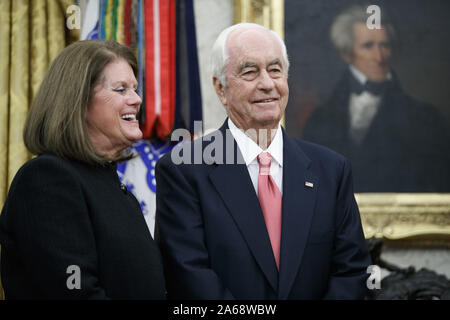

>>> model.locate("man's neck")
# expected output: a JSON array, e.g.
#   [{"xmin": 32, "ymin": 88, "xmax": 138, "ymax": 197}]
[
  {"xmin": 229, "ymin": 118, "xmax": 279, "ymax": 150},
  {"xmin": 349, "ymin": 65, "xmax": 392, "ymax": 84}
]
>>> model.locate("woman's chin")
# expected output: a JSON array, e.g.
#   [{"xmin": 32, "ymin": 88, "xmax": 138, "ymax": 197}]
[{"xmin": 125, "ymin": 129, "xmax": 143, "ymax": 144}]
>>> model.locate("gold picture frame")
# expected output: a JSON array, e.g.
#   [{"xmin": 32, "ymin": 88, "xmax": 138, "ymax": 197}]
[{"xmin": 233, "ymin": 0, "xmax": 450, "ymax": 246}]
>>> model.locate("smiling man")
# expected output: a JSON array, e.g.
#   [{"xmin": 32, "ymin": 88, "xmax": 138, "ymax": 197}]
[
  {"xmin": 303, "ymin": 5, "xmax": 450, "ymax": 192},
  {"xmin": 155, "ymin": 23, "xmax": 371, "ymax": 300}
]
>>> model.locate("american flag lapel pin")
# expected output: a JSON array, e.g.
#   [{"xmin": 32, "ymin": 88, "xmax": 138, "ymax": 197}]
[{"xmin": 305, "ymin": 181, "xmax": 314, "ymax": 188}]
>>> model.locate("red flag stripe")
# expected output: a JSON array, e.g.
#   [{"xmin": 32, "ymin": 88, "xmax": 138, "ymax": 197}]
[
  {"xmin": 124, "ymin": 0, "xmax": 132, "ymax": 46},
  {"xmin": 156, "ymin": 0, "xmax": 176, "ymax": 139},
  {"xmin": 143, "ymin": 0, "xmax": 176, "ymax": 140},
  {"xmin": 143, "ymin": 0, "xmax": 156, "ymax": 138}
]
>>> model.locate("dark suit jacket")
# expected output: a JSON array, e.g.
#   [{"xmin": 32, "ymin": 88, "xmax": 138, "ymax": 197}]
[
  {"xmin": 0, "ymin": 154, "xmax": 166, "ymax": 299},
  {"xmin": 303, "ymin": 70, "xmax": 450, "ymax": 192},
  {"xmin": 155, "ymin": 121, "xmax": 370, "ymax": 300}
]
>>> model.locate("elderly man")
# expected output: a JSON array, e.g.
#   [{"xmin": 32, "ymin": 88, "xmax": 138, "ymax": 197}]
[
  {"xmin": 303, "ymin": 5, "xmax": 450, "ymax": 192},
  {"xmin": 155, "ymin": 23, "xmax": 370, "ymax": 300}
]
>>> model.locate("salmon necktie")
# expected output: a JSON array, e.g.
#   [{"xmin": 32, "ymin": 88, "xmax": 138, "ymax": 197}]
[{"xmin": 257, "ymin": 152, "xmax": 282, "ymax": 270}]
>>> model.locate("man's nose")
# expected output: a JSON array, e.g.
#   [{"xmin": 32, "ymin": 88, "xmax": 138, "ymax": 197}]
[
  {"xmin": 373, "ymin": 45, "xmax": 385, "ymax": 63},
  {"xmin": 256, "ymin": 70, "xmax": 275, "ymax": 91}
]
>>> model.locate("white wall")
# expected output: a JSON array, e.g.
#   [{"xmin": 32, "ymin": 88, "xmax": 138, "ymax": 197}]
[{"xmin": 194, "ymin": 0, "xmax": 231, "ymax": 133}]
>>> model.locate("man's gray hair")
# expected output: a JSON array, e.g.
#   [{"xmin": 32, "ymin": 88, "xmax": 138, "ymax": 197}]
[
  {"xmin": 211, "ymin": 22, "xmax": 289, "ymax": 86},
  {"xmin": 330, "ymin": 4, "xmax": 396, "ymax": 56}
]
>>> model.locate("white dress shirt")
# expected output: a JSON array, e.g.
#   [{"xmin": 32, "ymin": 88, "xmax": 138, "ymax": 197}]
[
  {"xmin": 228, "ymin": 118, "xmax": 283, "ymax": 195},
  {"xmin": 348, "ymin": 66, "xmax": 392, "ymax": 144}
]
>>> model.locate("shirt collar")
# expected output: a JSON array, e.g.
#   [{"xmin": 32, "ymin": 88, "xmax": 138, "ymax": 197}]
[
  {"xmin": 349, "ymin": 64, "xmax": 392, "ymax": 84},
  {"xmin": 228, "ymin": 118, "xmax": 283, "ymax": 167}
]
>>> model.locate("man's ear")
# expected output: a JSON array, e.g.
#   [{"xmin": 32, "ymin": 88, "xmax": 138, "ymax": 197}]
[{"xmin": 213, "ymin": 76, "xmax": 227, "ymax": 106}]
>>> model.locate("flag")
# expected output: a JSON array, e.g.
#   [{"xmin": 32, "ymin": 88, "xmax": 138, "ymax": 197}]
[
  {"xmin": 92, "ymin": 0, "xmax": 203, "ymax": 236},
  {"xmin": 141, "ymin": 0, "xmax": 176, "ymax": 140},
  {"xmin": 174, "ymin": 0, "xmax": 203, "ymax": 136},
  {"xmin": 81, "ymin": 0, "xmax": 100, "ymax": 40},
  {"xmin": 136, "ymin": 0, "xmax": 145, "ymax": 112},
  {"xmin": 124, "ymin": 0, "xmax": 133, "ymax": 46},
  {"xmin": 99, "ymin": 0, "xmax": 106, "ymax": 40},
  {"xmin": 117, "ymin": 140, "xmax": 173, "ymax": 238}
]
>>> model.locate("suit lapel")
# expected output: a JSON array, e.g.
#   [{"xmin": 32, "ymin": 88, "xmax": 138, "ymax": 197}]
[
  {"xmin": 278, "ymin": 130, "xmax": 319, "ymax": 299},
  {"xmin": 208, "ymin": 122, "xmax": 279, "ymax": 293}
]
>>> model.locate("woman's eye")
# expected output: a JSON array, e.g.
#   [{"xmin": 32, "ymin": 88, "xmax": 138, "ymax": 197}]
[{"xmin": 114, "ymin": 88, "xmax": 126, "ymax": 93}]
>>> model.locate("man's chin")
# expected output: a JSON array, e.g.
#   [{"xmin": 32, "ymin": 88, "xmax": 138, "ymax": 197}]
[
  {"xmin": 254, "ymin": 115, "xmax": 282, "ymax": 129},
  {"xmin": 366, "ymin": 71, "xmax": 390, "ymax": 82}
]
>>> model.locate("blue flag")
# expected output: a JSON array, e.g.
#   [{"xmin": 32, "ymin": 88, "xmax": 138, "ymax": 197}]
[{"xmin": 117, "ymin": 140, "xmax": 173, "ymax": 237}]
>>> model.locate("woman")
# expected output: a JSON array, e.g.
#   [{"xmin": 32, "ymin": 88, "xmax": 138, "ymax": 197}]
[{"xmin": 0, "ymin": 41, "xmax": 165, "ymax": 299}]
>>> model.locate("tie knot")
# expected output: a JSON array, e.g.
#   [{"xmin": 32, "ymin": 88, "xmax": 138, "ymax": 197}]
[
  {"xmin": 257, "ymin": 152, "xmax": 272, "ymax": 175},
  {"xmin": 364, "ymin": 80, "xmax": 389, "ymax": 95},
  {"xmin": 350, "ymin": 75, "xmax": 390, "ymax": 96}
]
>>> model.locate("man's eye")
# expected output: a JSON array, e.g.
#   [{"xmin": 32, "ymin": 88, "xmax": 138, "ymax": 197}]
[{"xmin": 114, "ymin": 88, "xmax": 126, "ymax": 93}]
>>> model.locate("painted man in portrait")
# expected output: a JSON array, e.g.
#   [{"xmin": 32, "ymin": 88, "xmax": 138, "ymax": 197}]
[{"xmin": 303, "ymin": 4, "xmax": 450, "ymax": 192}]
